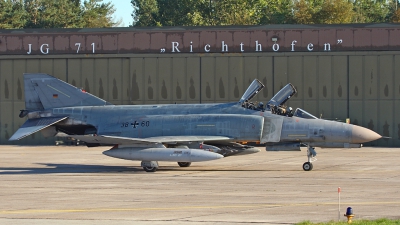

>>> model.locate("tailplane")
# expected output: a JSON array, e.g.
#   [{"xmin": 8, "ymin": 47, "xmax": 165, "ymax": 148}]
[
  {"xmin": 10, "ymin": 73, "xmax": 112, "ymax": 141},
  {"xmin": 9, "ymin": 117, "xmax": 68, "ymax": 141},
  {"xmin": 24, "ymin": 73, "xmax": 112, "ymax": 110}
]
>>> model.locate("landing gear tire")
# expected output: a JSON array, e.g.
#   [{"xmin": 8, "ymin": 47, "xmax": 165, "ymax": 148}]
[
  {"xmin": 143, "ymin": 167, "xmax": 157, "ymax": 172},
  {"xmin": 302, "ymin": 162, "xmax": 313, "ymax": 171},
  {"xmin": 141, "ymin": 161, "xmax": 159, "ymax": 172},
  {"xmin": 177, "ymin": 162, "xmax": 191, "ymax": 167}
]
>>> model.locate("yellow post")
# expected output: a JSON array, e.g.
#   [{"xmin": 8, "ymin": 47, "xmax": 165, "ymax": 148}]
[{"xmin": 345, "ymin": 214, "xmax": 355, "ymax": 223}]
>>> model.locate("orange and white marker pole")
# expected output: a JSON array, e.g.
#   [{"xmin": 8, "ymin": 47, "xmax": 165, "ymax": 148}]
[{"xmin": 338, "ymin": 187, "xmax": 341, "ymax": 221}]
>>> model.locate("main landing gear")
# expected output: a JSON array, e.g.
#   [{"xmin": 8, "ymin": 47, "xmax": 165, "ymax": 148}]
[
  {"xmin": 141, "ymin": 161, "xmax": 159, "ymax": 172},
  {"xmin": 177, "ymin": 162, "xmax": 191, "ymax": 167},
  {"xmin": 141, "ymin": 161, "xmax": 192, "ymax": 172},
  {"xmin": 303, "ymin": 145, "xmax": 317, "ymax": 171}
]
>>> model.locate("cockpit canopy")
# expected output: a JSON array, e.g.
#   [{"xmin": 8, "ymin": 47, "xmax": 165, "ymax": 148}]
[
  {"xmin": 266, "ymin": 83, "xmax": 297, "ymax": 110},
  {"xmin": 240, "ymin": 80, "xmax": 317, "ymax": 119},
  {"xmin": 239, "ymin": 79, "xmax": 265, "ymax": 104}
]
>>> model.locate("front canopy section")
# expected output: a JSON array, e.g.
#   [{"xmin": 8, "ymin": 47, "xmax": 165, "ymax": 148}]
[{"xmin": 239, "ymin": 79, "xmax": 265, "ymax": 104}]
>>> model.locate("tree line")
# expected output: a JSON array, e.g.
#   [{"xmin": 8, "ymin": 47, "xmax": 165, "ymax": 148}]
[
  {"xmin": 2, "ymin": 0, "xmax": 400, "ymax": 29},
  {"xmin": 0, "ymin": 0, "xmax": 118, "ymax": 29},
  {"xmin": 131, "ymin": 0, "xmax": 400, "ymax": 26}
]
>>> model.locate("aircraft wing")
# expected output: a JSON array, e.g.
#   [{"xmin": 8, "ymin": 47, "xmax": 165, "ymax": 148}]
[
  {"xmin": 9, "ymin": 117, "xmax": 68, "ymax": 141},
  {"xmin": 69, "ymin": 135, "xmax": 232, "ymax": 145}
]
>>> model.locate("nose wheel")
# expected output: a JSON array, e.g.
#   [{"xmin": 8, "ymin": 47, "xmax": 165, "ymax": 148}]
[
  {"xmin": 303, "ymin": 145, "xmax": 317, "ymax": 171},
  {"xmin": 302, "ymin": 162, "xmax": 313, "ymax": 171}
]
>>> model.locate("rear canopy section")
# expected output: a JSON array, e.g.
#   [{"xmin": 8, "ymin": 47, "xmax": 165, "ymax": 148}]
[{"xmin": 266, "ymin": 83, "xmax": 297, "ymax": 110}]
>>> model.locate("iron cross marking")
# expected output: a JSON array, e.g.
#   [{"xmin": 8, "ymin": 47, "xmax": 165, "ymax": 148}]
[{"xmin": 131, "ymin": 121, "xmax": 139, "ymax": 128}]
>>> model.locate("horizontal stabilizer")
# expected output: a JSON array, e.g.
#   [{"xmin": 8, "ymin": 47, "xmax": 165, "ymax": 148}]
[
  {"xmin": 9, "ymin": 117, "xmax": 68, "ymax": 141},
  {"xmin": 70, "ymin": 135, "xmax": 232, "ymax": 145}
]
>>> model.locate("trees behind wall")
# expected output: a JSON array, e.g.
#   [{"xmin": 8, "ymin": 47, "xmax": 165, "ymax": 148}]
[
  {"xmin": 0, "ymin": 0, "xmax": 118, "ymax": 29},
  {"xmin": 131, "ymin": 0, "xmax": 400, "ymax": 26},
  {"xmin": 2, "ymin": 0, "xmax": 400, "ymax": 28}
]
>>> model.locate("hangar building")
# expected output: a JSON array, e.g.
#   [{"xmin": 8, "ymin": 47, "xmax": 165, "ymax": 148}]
[{"xmin": 0, "ymin": 24, "xmax": 399, "ymax": 146}]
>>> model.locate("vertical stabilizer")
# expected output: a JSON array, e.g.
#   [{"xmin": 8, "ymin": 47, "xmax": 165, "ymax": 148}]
[
  {"xmin": 24, "ymin": 73, "xmax": 112, "ymax": 110},
  {"xmin": 24, "ymin": 74, "xmax": 45, "ymax": 111}
]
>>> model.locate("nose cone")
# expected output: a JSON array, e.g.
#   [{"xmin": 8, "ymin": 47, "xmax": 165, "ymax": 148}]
[{"xmin": 351, "ymin": 125, "xmax": 381, "ymax": 143}]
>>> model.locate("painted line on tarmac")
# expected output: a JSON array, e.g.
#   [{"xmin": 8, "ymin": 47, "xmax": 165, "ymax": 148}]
[{"xmin": 1, "ymin": 201, "xmax": 400, "ymax": 215}]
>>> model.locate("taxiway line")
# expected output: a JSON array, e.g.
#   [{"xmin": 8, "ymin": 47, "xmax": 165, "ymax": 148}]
[{"xmin": 1, "ymin": 201, "xmax": 400, "ymax": 215}]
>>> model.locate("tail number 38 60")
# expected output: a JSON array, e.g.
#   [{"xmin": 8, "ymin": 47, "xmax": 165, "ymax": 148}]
[{"xmin": 121, "ymin": 121, "xmax": 150, "ymax": 128}]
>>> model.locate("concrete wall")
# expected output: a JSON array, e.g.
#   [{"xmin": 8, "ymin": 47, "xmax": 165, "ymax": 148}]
[{"xmin": 1, "ymin": 52, "xmax": 399, "ymax": 146}]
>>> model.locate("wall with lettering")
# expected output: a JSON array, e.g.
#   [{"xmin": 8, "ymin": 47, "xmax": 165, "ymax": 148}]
[{"xmin": 1, "ymin": 24, "xmax": 400, "ymax": 55}]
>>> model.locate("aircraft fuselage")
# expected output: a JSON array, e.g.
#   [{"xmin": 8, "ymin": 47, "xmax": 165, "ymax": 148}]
[{"xmin": 51, "ymin": 102, "xmax": 374, "ymax": 146}]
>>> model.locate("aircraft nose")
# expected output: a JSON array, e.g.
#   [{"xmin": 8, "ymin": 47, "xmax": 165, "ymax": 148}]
[{"xmin": 351, "ymin": 125, "xmax": 381, "ymax": 143}]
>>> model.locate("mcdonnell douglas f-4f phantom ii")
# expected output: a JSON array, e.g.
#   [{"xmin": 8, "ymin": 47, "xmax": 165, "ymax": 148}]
[{"xmin": 10, "ymin": 74, "xmax": 381, "ymax": 172}]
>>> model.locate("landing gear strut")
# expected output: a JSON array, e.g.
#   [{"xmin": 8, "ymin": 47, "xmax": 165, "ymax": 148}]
[{"xmin": 303, "ymin": 145, "xmax": 317, "ymax": 171}]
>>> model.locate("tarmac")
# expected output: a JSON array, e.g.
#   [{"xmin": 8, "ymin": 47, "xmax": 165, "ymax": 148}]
[{"xmin": 0, "ymin": 145, "xmax": 399, "ymax": 225}]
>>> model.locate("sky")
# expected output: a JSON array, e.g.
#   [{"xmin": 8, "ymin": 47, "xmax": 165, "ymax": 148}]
[{"xmin": 109, "ymin": 0, "xmax": 133, "ymax": 27}]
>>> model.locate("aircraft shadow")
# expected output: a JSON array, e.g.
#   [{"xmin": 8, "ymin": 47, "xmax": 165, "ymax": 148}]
[
  {"xmin": 0, "ymin": 163, "xmax": 272, "ymax": 174},
  {"xmin": 0, "ymin": 163, "xmax": 142, "ymax": 175}
]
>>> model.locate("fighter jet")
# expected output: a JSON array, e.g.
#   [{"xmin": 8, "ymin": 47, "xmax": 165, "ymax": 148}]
[{"xmin": 10, "ymin": 74, "xmax": 381, "ymax": 172}]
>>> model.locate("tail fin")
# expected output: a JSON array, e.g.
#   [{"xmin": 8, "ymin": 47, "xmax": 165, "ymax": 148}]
[{"xmin": 24, "ymin": 73, "xmax": 112, "ymax": 110}]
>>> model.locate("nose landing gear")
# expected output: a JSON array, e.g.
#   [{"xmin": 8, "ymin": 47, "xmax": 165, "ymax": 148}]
[{"xmin": 303, "ymin": 145, "xmax": 317, "ymax": 171}]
